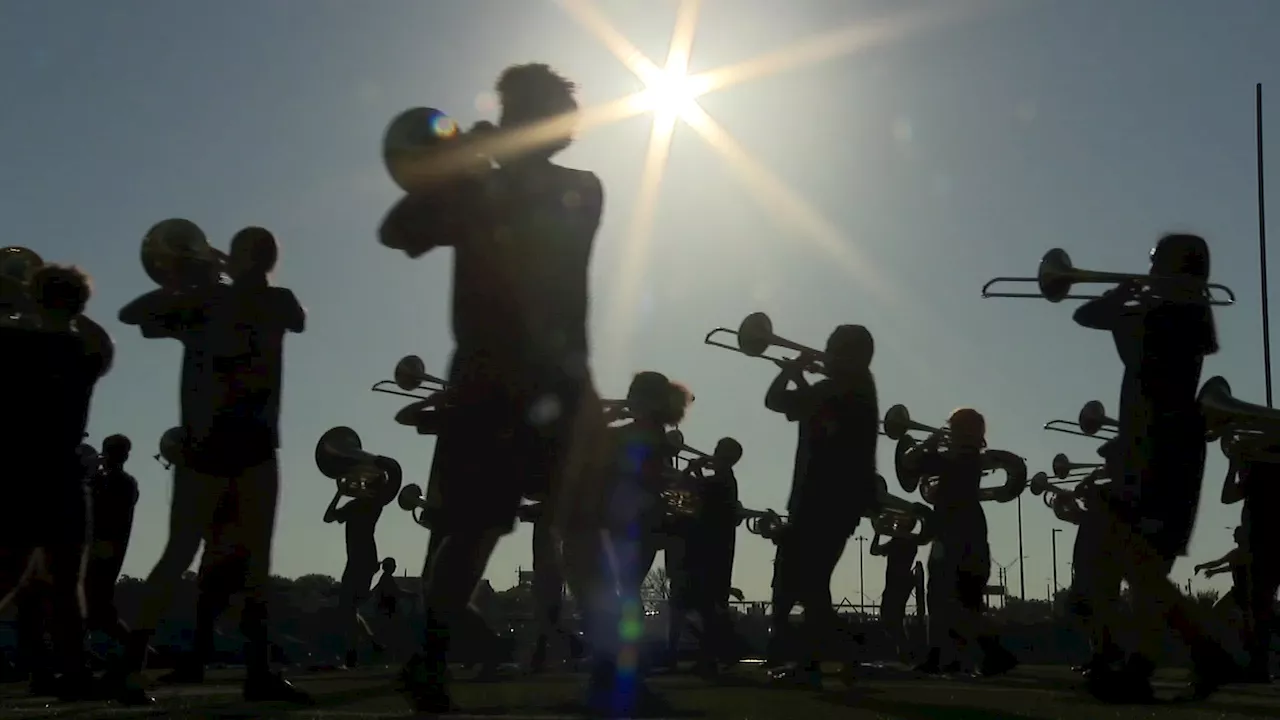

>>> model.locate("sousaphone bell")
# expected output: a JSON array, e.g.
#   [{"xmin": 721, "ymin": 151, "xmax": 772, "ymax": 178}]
[{"xmin": 315, "ymin": 426, "xmax": 402, "ymax": 505}]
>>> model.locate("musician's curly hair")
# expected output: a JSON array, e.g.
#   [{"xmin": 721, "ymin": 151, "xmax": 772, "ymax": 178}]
[
  {"xmin": 627, "ymin": 371, "xmax": 694, "ymax": 426},
  {"xmin": 496, "ymin": 63, "xmax": 579, "ymax": 156},
  {"xmin": 29, "ymin": 264, "xmax": 91, "ymax": 316}
]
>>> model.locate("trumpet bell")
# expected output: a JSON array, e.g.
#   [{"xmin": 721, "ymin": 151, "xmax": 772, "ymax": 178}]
[
  {"xmin": 158, "ymin": 426, "xmax": 185, "ymax": 467},
  {"xmin": 665, "ymin": 429, "xmax": 685, "ymax": 449},
  {"xmin": 141, "ymin": 218, "xmax": 223, "ymax": 289},
  {"xmin": 1029, "ymin": 471, "xmax": 1051, "ymax": 496},
  {"xmin": 383, "ymin": 107, "xmax": 465, "ymax": 193},
  {"xmin": 893, "ymin": 435, "xmax": 920, "ymax": 493},
  {"xmin": 883, "ymin": 405, "xmax": 910, "ymax": 440},
  {"xmin": 394, "ymin": 355, "xmax": 428, "ymax": 392},
  {"xmin": 736, "ymin": 312, "xmax": 774, "ymax": 357}
]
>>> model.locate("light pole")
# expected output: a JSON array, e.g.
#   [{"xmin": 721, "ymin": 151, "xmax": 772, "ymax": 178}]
[
  {"xmin": 854, "ymin": 535, "xmax": 867, "ymax": 610},
  {"xmin": 1051, "ymin": 528, "xmax": 1063, "ymax": 596},
  {"xmin": 1017, "ymin": 494, "xmax": 1026, "ymax": 601}
]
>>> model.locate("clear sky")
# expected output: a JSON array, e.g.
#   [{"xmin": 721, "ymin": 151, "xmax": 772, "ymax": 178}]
[{"xmin": 2, "ymin": 0, "xmax": 1278, "ymax": 607}]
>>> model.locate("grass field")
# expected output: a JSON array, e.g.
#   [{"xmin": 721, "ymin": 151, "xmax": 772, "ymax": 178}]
[{"xmin": 1, "ymin": 664, "xmax": 1278, "ymax": 719}]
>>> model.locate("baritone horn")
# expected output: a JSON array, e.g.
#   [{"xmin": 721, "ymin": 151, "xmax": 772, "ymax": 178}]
[
  {"xmin": 884, "ymin": 405, "xmax": 945, "ymax": 493},
  {"xmin": 315, "ymin": 427, "xmax": 402, "ymax": 504},
  {"xmin": 154, "ymin": 426, "xmax": 185, "ymax": 470},
  {"xmin": 1199, "ymin": 376, "xmax": 1280, "ymax": 439},
  {"xmin": 141, "ymin": 219, "xmax": 229, "ymax": 290},
  {"xmin": 397, "ymin": 483, "xmax": 434, "ymax": 529},
  {"xmin": 872, "ymin": 475, "xmax": 934, "ymax": 543},
  {"xmin": 703, "ymin": 312, "xmax": 825, "ymax": 374},
  {"xmin": 981, "ymin": 248, "xmax": 1235, "ymax": 305},
  {"xmin": 382, "ymin": 107, "xmax": 503, "ymax": 194}
]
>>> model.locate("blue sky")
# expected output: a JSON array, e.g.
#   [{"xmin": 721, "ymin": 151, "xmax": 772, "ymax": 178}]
[{"xmin": 2, "ymin": 0, "xmax": 1278, "ymax": 606}]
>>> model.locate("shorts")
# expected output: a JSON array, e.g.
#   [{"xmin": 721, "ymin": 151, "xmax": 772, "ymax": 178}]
[
  {"xmin": 428, "ymin": 355, "xmax": 587, "ymax": 535},
  {"xmin": 772, "ymin": 517, "xmax": 852, "ymax": 602}
]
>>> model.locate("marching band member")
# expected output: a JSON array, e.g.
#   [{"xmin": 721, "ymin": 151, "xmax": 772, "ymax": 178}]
[
  {"xmin": 0, "ymin": 265, "xmax": 110, "ymax": 700},
  {"xmin": 1193, "ymin": 526, "xmax": 1249, "ymax": 612},
  {"xmin": 580, "ymin": 371, "xmax": 690, "ymax": 713},
  {"xmin": 381, "ymin": 63, "xmax": 605, "ymax": 715},
  {"xmin": 870, "ymin": 519, "xmax": 925, "ymax": 662},
  {"xmin": 913, "ymin": 409, "xmax": 1017, "ymax": 677},
  {"xmin": 85, "ymin": 435, "xmax": 140, "ymax": 648},
  {"xmin": 324, "ymin": 464, "xmax": 399, "ymax": 669},
  {"xmin": 1221, "ymin": 449, "xmax": 1280, "ymax": 682},
  {"xmin": 1067, "ymin": 439, "xmax": 1124, "ymax": 677},
  {"xmin": 676, "ymin": 438, "xmax": 744, "ymax": 674},
  {"xmin": 117, "ymin": 228, "xmax": 310, "ymax": 705},
  {"xmin": 763, "ymin": 324, "xmax": 879, "ymax": 686},
  {"xmin": 1072, "ymin": 234, "xmax": 1237, "ymax": 701}
]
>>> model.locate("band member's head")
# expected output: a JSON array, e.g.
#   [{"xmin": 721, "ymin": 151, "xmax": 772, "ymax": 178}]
[
  {"xmin": 381, "ymin": 557, "xmax": 397, "ymax": 574},
  {"xmin": 946, "ymin": 407, "xmax": 986, "ymax": 451},
  {"xmin": 627, "ymin": 371, "xmax": 693, "ymax": 426},
  {"xmin": 1149, "ymin": 233, "xmax": 1218, "ymax": 355},
  {"xmin": 28, "ymin": 264, "xmax": 91, "ymax": 321},
  {"xmin": 496, "ymin": 63, "xmax": 580, "ymax": 160},
  {"xmin": 228, "ymin": 227, "xmax": 279, "ymax": 284},
  {"xmin": 711, "ymin": 437, "xmax": 744, "ymax": 470},
  {"xmin": 825, "ymin": 324, "xmax": 874, "ymax": 376},
  {"xmin": 101, "ymin": 434, "xmax": 132, "ymax": 470}
]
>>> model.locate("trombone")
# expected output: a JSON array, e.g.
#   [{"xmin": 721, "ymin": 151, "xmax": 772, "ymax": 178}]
[
  {"xmin": 704, "ymin": 312, "xmax": 825, "ymax": 374},
  {"xmin": 1077, "ymin": 400, "xmax": 1118, "ymax": 437},
  {"xmin": 1029, "ymin": 472, "xmax": 1087, "ymax": 525},
  {"xmin": 981, "ymin": 248, "xmax": 1235, "ymax": 305},
  {"xmin": 154, "ymin": 426, "xmax": 185, "ymax": 470},
  {"xmin": 315, "ymin": 427, "xmax": 403, "ymax": 505},
  {"xmin": 372, "ymin": 354, "xmax": 448, "ymax": 400}
]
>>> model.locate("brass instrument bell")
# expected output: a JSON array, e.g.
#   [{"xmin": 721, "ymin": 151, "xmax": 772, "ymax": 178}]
[
  {"xmin": 1199, "ymin": 375, "xmax": 1280, "ymax": 439},
  {"xmin": 397, "ymin": 483, "xmax": 434, "ymax": 528},
  {"xmin": 141, "ymin": 218, "xmax": 227, "ymax": 289},
  {"xmin": 156, "ymin": 426, "xmax": 185, "ymax": 469},
  {"xmin": 393, "ymin": 354, "xmax": 446, "ymax": 393},
  {"xmin": 315, "ymin": 426, "xmax": 396, "ymax": 502},
  {"xmin": 1077, "ymin": 400, "xmax": 1117, "ymax": 437},
  {"xmin": 1051, "ymin": 452, "xmax": 1103, "ymax": 480},
  {"xmin": 383, "ymin": 107, "xmax": 495, "ymax": 194}
]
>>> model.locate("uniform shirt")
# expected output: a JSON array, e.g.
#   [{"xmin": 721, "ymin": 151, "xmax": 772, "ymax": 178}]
[
  {"xmin": 0, "ymin": 326, "xmax": 108, "ymax": 475},
  {"xmin": 881, "ymin": 536, "xmax": 918, "ymax": 583},
  {"xmin": 341, "ymin": 499, "xmax": 383, "ymax": 569},
  {"xmin": 916, "ymin": 448, "xmax": 988, "ymax": 546},
  {"xmin": 777, "ymin": 374, "xmax": 879, "ymax": 520},
  {"xmin": 380, "ymin": 162, "xmax": 604, "ymax": 380},
  {"xmin": 91, "ymin": 467, "xmax": 139, "ymax": 545}
]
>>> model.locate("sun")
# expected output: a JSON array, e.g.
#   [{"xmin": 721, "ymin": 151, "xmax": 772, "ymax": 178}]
[{"xmin": 635, "ymin": 66, "xmax": 707, "ymax": 118}]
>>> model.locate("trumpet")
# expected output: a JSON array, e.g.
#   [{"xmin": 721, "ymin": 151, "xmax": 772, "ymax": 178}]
[
  {"xmin": 982, "ymin": 248, "xmax": 1236, "ymax": 305},
  {"xmin": 741, "ymin": 508, "xmax": 790, "ymax": 541},
  {"xmin": 871, "ymin": 475, "xmax": 934, "ymax": 543},
  {"xmin": 372, "ymin": 354, "xmax": 448, "ymax": 401},
  {"xmin": 1051, "ymin": 452, "xmax": 1104, "ymax": 480},
  {"xmin": 140, "ymin": 219, "xmax": 229, "ymax": 290},
  {"xmin": 315, "ymin": 427, "xmax": 402, "ymax": 505},
  {"xmin": 1077, "ymin": 400, "xmax": 1118, "ymax": 437},
  {"xmin": 382, "ymin": 107, "xmax": 500, "ymax": 194},
  {"xmin": 658, "ymin": 430, "xmax": 704, "ymax": 519},
  {"xmin": 704, "ymin": 312, "xmax": 825, "ymax": 374},
  {"xmin": 154, "ymin": 426, "xmax": 185, "ymax": 470},
  {"xmin": 397, "ymin": 483, "xmax": 435, "ymax": 529}
]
